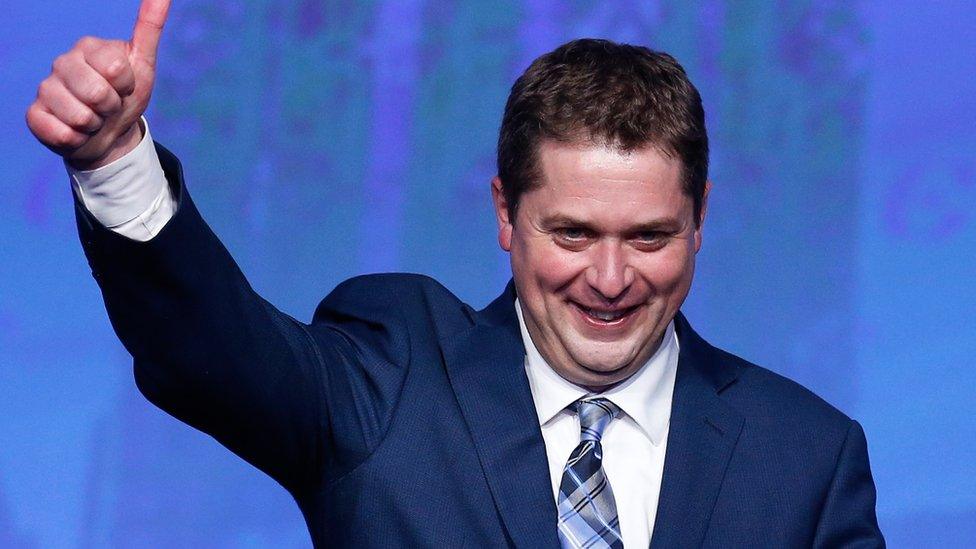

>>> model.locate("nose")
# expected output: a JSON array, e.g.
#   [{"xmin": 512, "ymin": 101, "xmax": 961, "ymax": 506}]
[{"xmin": 584, "ymin": 240, "xmax": 634, "ymax": 301}]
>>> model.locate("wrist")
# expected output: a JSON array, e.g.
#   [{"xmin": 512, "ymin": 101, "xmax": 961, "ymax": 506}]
[{"xmin": 68, "ymin": 122, "xmax": 144, "ymax": 171}]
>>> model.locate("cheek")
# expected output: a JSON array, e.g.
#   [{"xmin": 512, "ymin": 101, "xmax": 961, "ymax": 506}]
[
  {"xmin": 512, "ymin": 236, "xmax": 584, "ymax": 286},
  {"xmin": 637, "ymin": 246, "xmax": 696, "ymax": 290},
  {"xmin": 529, "ymin": 249, "xmax": 588, "ymax": 289}
]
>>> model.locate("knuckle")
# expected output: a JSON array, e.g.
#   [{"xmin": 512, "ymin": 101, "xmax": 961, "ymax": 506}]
[
  {"xmin": 75, "ymin": 35, "xmax": 99, "ymax": 50},
  {"xmin": 86, "ymin": 82, "xmax": 111, "ymax": 104},
  {"xmin": 52, "ymin": 54, "xmax": 68, "ymax": 73},
  {"xmin": 25, "ymin": 104, "xmax": 40, "ymax": 129},
  {"xmin": 37, "ymin": 77, "xmax": 54, "ymax": 99},
  {"xmin": 71, "ymin": 108, "xmax": 96, "ymax": 129},
  {"xmin": 50, "ymin": 129, "xmax": 69, "ymax": 147},
  {"xmin": 53, "ymin": 127, "xmax": 79, "ymax": 149},
  {"xmin": 103, "ymin": 56, "xmax": 126, "ymax": 79},
  {"xmin": 54, "ymin": 50, "xmax": 83, "ymax": 73}
]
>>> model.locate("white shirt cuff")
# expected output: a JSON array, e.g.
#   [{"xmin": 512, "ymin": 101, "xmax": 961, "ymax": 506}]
[{"xmin": 67, "ymin": 118, "xmax": 176, "ymax": 241}]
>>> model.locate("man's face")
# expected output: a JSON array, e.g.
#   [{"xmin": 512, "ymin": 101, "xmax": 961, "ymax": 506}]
[{"xmin": 492, "ymin": 140, "xmax": 708, "ymax": 390}]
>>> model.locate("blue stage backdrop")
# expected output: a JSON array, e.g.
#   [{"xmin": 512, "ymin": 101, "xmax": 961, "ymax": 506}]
[{"xmin": 1, "ymin": 1, "xmax": 974, "ymax": 546}]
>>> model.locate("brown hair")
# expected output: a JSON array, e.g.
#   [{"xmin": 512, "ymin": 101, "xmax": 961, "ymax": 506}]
[{"xmin": 497, "ymin": 38, "xmax": 709, "ymax": 224}]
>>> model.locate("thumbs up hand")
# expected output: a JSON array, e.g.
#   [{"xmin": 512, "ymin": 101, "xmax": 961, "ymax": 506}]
[{"xmin": 27, "ymin": 0, "xmax": 171, "ymax": 170}]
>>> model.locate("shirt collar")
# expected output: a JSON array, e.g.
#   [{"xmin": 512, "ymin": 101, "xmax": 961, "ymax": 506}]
[{"xmin": 517, "ymin": 298, "xmax": 679, "ymax": 446}]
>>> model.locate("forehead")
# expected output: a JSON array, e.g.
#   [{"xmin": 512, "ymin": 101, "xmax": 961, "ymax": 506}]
[{"xmin": 527, "ymin": 140, "xmax": 689, "ymax": 224}]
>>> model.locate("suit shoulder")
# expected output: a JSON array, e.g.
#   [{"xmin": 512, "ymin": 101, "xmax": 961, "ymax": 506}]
[
  {"xmin": 313, "ymin": 273, "xmax": 469, "ymax": 324},
  {"xmin": 715, "ymin": 347, "xmax": 853, "ymax": 432},
  {"xmin": 325, "ymin": 272, "xmax": 457, "ymax": 299}
]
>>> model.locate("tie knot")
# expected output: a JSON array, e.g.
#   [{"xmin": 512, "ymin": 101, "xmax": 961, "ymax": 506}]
[{"xmin": 574, "ymin": 398, "xmax": 621, "ymax": 443}]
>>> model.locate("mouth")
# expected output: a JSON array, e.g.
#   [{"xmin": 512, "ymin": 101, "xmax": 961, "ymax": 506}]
[{"xmin": 571, "ymin": 302, "xmax": 640, "ymax": 327}]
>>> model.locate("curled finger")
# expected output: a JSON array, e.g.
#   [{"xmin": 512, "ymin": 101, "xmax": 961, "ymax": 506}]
[
  {"xmin": 57, "ymin": 54, "xmax": 123, "ymax": 117},
  {"xmin": 26, "ymin": 103, "xmax": 88, "ymax": 152},
  {"xmin": 83, "ymin": 40, "xmax": 136, "ymax": 97},
  {"xmin": 37, "ymin": 77, "xmax": 105, "ymax": 134}
]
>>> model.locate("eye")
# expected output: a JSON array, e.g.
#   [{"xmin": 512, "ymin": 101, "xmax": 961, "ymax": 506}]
[
  {"xmin": 558, "ymin": 227, "xmax": 588, "ymax": 240},
  {"xmin": 632, "ymin": 231, "xmax": 668, "ymax": 249},
  {"xmin": 552, "ymin": 227, "xmax": 593, "ymax": 248}
]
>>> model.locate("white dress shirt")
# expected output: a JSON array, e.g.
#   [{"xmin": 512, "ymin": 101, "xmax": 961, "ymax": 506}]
[
  {"xmin": 518, "ymin": 300, "xmax": 678, "ymax": 548},
  {"xmin": 69, "ymin": 119, "xmax": 680, "ymax": 547}
]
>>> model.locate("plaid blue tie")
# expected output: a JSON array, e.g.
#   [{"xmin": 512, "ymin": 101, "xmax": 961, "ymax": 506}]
[{"xmin": 557, "ymin": 398, "xmax": 624, "ymax": 549}]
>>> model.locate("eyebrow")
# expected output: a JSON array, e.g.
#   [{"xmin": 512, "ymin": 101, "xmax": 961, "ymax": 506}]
[{"xmin": 540, "ymin": 214, "xmax": 682, "ymax": 233}]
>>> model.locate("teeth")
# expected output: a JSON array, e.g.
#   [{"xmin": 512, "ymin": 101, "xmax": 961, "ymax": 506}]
[{"xmin": 586, "ymin": 308, "xmax": 626, "ymax": 321}]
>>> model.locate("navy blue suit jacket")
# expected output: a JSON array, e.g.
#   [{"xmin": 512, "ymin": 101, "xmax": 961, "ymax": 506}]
[{"xmin": 76, "ymin": 144, "xmax": 884, "ymax": 547}]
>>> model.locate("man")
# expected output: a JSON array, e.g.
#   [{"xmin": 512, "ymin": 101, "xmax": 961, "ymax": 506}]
[{"xmin": 27, "ymin": 0, "xmax": 884, "ymax": 546}]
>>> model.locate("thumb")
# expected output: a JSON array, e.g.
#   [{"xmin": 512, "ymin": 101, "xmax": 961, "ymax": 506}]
[{"xmin": 130, "ymin": 0, "xmax": 171, "ymax": 66}]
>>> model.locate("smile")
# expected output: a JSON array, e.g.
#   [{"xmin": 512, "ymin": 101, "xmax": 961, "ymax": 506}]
[{"xmin": 572, "ymin": 302, "xmax": 640, "ymax": 326}]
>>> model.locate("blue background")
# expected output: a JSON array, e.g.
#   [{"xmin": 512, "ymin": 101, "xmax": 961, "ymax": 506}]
[{"xmin": 2, "ymin": 1, "xmax": 974, "ymax": 546}]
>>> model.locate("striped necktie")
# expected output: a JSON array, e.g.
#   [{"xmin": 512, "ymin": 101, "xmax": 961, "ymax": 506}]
[{"xmin": 557, "ymin": 398, "xmax": 624, "ymax": 549}]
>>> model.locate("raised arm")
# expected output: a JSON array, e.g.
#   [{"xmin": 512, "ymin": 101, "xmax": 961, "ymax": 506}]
[{"xmin": 25, "ymin": 0, "xmax": 408, "ymax": 494}]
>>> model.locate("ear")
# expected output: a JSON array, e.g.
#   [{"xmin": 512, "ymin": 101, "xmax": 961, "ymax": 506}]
[
  {"xmin": 694, "ymin": 180, "xmax": 712, "ymax": 253},
  {"xmin": 491, "ymin": 176, "xmax": 514, "ymax": 252}
]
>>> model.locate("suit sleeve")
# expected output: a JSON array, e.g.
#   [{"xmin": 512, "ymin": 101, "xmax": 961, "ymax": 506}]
[
  {"xmin": 812, "ymin": 420, "xmax": 886, "ymax": 548},
  {"xmin": 74, "ymin": 143, "xmax": 406, "ymax": 493}
]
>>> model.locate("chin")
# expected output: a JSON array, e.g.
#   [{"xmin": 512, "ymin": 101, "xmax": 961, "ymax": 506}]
[
  {"xmin": 573, "ymin": 352, "xmax": 638, "ymax": 378},
  {"xmin": 567, "ymin": 365, "xmax": 634, "ymax": 391}
]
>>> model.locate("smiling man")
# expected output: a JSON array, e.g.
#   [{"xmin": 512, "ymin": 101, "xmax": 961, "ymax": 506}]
[
  {"xmin": 497, "ymin": 141, "xmax": 701, "ymax": 392},
  {"xmin": 27, "ymin": 0, "xmax": 884, "ymax": 546}
]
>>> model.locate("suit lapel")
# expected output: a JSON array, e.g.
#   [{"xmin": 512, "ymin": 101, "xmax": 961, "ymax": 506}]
[
  {"xmin": 443, "ymin": 282, "xmax": 560, "ymax": 549},
  {"xmin": 650, "ymin": 313, "xmax": 744, "ymax": 548}
]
